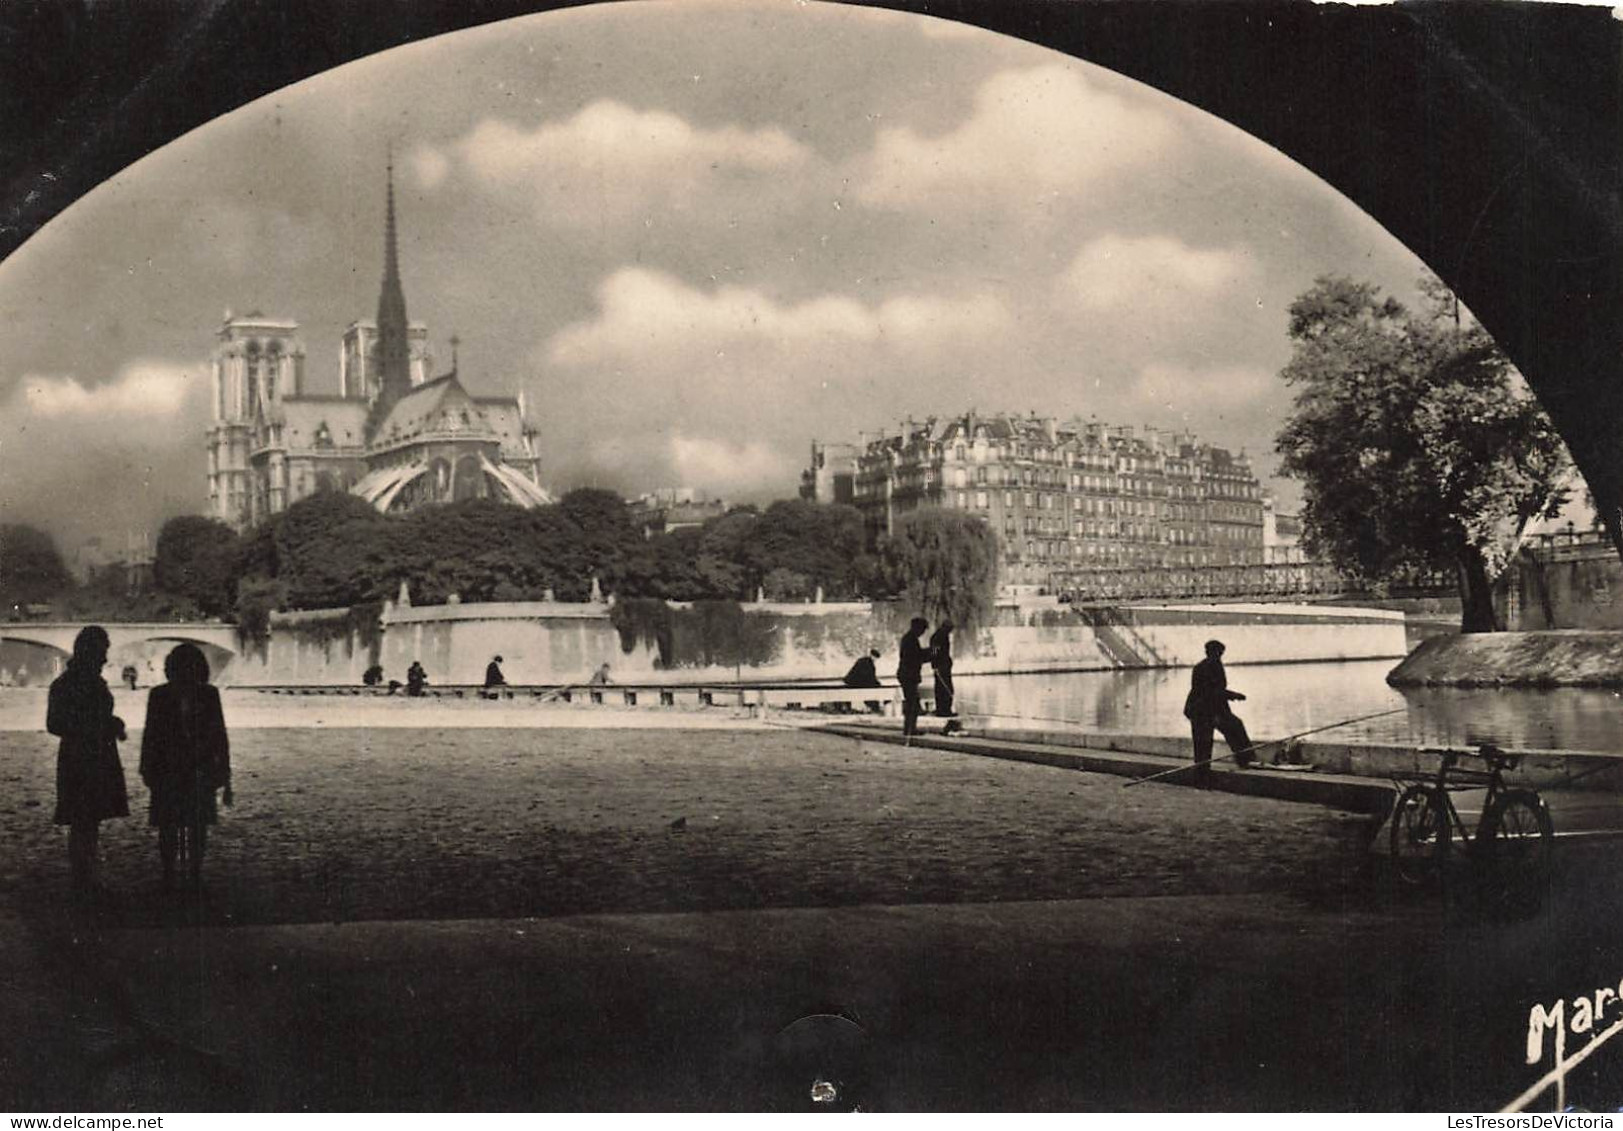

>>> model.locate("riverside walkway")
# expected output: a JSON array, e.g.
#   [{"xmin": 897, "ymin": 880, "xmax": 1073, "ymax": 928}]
[{"xmin": 819, "ymin": 719, "xmax": 1623, "ymax": 844}]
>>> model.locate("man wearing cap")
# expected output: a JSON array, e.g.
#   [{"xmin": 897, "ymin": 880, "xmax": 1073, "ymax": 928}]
[{"xmin": 1182, "ymin": 639, "xmax": 1255, "ymax": 772}]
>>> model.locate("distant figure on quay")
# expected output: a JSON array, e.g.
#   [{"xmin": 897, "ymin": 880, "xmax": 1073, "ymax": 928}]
[
  {"xmin": 842, "ymin": 649, "xmax": 882, "ymax": 689},
  {"xmin": 140, "ymin": 644, "xmax": 233, "ymax": 892},
  {"xmin": 121, "ymin": 664, "xmax": 139, "ymax": 691},
  {"xmin": 47, "ymin": 625, "xmax": 130, "ymax": 896},
  {"xmin": 896, "ymin": 618, "xmax": 931, "ymax": 739},
  {"xmin": 1183, "ymin": 639, "xmax": 1255, "ymax": 773},
  {"xmin": 482, "ymin": 655, "xmax": 506, "ymax": 698},
  {"xmin": 406, "ymin": 661, "xmax": 429, "ymax": 697},
  {"xmin": 588, "ymin": 662, "xmax": 613, "ymax": 687}
]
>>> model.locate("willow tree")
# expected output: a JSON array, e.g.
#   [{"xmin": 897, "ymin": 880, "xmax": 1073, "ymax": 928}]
[
  {"xmin": 879, "ymin": 506, "xmax": 1000, "ymax": 637},
  {"xmin": 1275, "ymin": 275, "xmax": 1571, "ymax": 632}
]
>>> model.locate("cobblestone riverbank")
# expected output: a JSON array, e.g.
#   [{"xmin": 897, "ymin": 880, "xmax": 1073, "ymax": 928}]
[{"xmin": 1, "ymin": 727, "xmax": 1375, "ymax": 926}]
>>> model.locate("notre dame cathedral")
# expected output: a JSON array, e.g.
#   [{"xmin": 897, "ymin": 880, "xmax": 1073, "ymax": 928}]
[{"xmin": 205, "ymin": 163, "xmax": 550, "ymax": 532}]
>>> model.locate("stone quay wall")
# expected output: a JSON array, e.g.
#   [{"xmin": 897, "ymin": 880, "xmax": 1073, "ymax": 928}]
[
  {"xmin": 1496, "ymin": 533, "xmax": 1623, "ymax": 631},
  {"xmin": 213, "ymin": 598, "xmax": 1408, "ymax": 688}
]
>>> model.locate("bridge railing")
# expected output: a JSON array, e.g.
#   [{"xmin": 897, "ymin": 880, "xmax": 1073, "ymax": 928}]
[{"xmin": 1052, "ymin": 562, "xmax": 1453, "ymax": 603}]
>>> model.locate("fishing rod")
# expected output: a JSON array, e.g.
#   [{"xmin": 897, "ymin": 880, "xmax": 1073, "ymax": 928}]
[{"xmin": 1122, "ymin": 705, "xmax": 1410, "ymax": 788}]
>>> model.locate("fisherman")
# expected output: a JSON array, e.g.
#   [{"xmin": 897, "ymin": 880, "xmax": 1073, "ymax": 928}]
[
  {"xmin": 1183, "ymin": 639, "xmax": 1255, "ymax": 772},
  {"xmin": 896, "ymin": 618, "xmax": 931, "ymax": 738}
]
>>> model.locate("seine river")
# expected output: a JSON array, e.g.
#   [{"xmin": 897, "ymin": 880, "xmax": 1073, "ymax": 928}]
[{"xmin": 958, "ymin": 659, "xmax": 1623, "ymax": 754}]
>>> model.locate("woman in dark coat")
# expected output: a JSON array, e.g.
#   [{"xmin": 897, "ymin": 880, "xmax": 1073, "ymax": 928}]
[
  {"xmin": 47, "ymin": 625, "xmax": 129, "ymax": 893},
  {"xmin": 140, "ymin": 643, "xmax": 232, "ymax": 889}
]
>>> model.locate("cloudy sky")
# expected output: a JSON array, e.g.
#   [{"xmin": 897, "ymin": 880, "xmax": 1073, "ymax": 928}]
[{"xmin": 0, "ymin": 0, "xmax": 1434, "ymax": 553}]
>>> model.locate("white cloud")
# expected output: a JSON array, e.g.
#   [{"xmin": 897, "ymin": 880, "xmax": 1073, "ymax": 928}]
[
  {"xmin": 425, "ymin": 101, "xmax": 814, "ymax": 224},
  {"xmin": 1133, "ymin": 362, "xmax": 1274, "ymax": 416},
  {"xmin": 669, "ymin": 434, "xmax": 795, "ymax": 493},
  {"xmin": 1, "ymin": 361, "xmax": 212, "ymax": 542},
  {"xmin": 547, "ymin": 267, "xmax": 1010, "ymax": 366},
  {"xmin": 856, "ymin": 64, "xmax": 1177, "ymax": 209},
  {"xmin": 17, "ymin": 363, "xmax": 199, "ymax": 419},
  {"xmin": 1061, "ymin": 234, "xmax": 1258, "ymax": 312},
  {"xmin": 410, "ymin": 143, "xmax": 449, "ymax": 190}
]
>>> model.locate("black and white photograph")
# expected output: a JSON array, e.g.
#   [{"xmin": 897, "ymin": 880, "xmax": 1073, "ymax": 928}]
[{"xmin": 3, "ymin": 0, "xmax": 1623, "ymax": 1114}]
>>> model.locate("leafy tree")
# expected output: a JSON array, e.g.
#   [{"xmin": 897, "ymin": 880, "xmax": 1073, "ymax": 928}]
[
  {"xmin": 761, "ymin": 566, "xmax": 814, "ymax": 601},
  {"xmin": 1275, "ymin": 275, "xmax": 1572, "ymax": 632},
  {"xmin": 878, "ymin": 506, "xmax": 1000, "ymax": 635},
  {"xmin": 153, "ymin": 515, "xmax": 240, "ymax": 617},
  {"xmin": 0, "ymin": 524, "xmax": 73, "ymax": 611},
  {"xmin": 57, "ymin": 569, "xmax": 202, "ymax": 623},
  {"xmin": 696, "ymin": 509, "xmax": 762, "ymax": 599},
  {"xmin": 646, "ymin": 525, "xmax": 708, "ymax": 600},
  {"xmin": 230, "ymin": 492, "xmax": 395, "ymax": 614},
  {"xmin": 556, "ymin": 488, "xmax": 654, "ymax": 598},
  {"xmin": 749, "ymin": 500, "xmax": 869, "ymax": 599}
]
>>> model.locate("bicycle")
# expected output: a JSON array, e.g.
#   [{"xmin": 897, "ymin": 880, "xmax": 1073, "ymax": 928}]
[{"xmin": 1389, "ymin": 743, "xmax": 1554, "ymax": 914}]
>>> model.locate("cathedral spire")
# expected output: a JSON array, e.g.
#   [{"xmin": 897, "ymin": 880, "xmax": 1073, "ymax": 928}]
[{"xmin": 366, "ymin": 154, "xmax": 414, "ymax": 437}]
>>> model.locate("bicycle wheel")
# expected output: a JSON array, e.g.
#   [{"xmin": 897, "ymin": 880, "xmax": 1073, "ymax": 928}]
[
  {"xmin": 1480, "ymin": 790, "xmax": 1554, "ymax": 917},
  {"xmin": 1390, "ymin": 784, "xmax": 1449, "ymax": 884}
]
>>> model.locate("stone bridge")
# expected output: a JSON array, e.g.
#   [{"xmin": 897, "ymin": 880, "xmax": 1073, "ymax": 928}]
[{"xmin": 0, "ymin": 623, "xmax": 240, "ymax": 687}]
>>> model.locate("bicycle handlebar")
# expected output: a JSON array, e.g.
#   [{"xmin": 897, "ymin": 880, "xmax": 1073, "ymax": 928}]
[{"xmin": 1417, "ymin": 744, "xmax": 1522, "ymax": 774}]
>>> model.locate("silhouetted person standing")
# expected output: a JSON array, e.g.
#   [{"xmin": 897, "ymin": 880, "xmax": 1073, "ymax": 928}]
[
  {"xmin": 1183, "ymin": 639, "xmax": 1255, "ymax": 772},
  {"xmin": 842, "ymin": 649, "xmax": 882, "ymax": 689},
  {"xmin": 406, "ymin": 661, "xmax": 428, "ymax": 697},
  {"xmin": 929, "ymin": 620, "xmax": 956, "ymax": 718},
  {"xmin": 897, "ymin": 618, "xmax": 931, "ymax": 738},
  {"xmin": 47, "ymin": 626, "xmax": 129, "ymax": 895},
  {"xmin": 140, "ymin": 644, "xmax": 232, "ymax": 891}
]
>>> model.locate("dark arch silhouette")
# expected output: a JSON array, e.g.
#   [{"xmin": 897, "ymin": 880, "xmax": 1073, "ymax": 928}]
[{"xmin": 4, "ymin": 0, "xmax": 1620, "ymax": 546}]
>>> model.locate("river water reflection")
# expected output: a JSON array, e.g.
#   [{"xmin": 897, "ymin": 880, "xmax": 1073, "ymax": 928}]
[{"xmin": 957, "ymin": 660, "xmax": 1623, "ymax": 754}]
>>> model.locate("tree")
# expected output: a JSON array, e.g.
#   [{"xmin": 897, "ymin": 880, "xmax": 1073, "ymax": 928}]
[
  {"xmin": 696, "ymin": 509, "xmax": 762, "ymax": 599},
  {"xmin": 230, "ymin": 492, "xmax": 396, "ymax": 614},
  {"xmin": 878, "ymin": 506, "xmax": 1000, "ymax": 635},
  {"xmin": 0, "ymin": 524, "xmax": 73, "ymax": 611},
  {"xmin": 749, "ymin": 500, "xmax": 869, "ymax": 598},
  {"xmin": 556, "ymin": 488, "xmax": 654, "ymax": 598},
  {"xmin": 153, "ymin": 515, "xmax": 241, "ymax": 616},
  {"xmin": 1275, "ymin": 275, "xmax": 1571, "ymax": 632}
]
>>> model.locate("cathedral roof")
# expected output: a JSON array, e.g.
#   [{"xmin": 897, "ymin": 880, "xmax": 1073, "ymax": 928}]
[
  {"xmin": 368, "ymin": 373, "xmax": 502, "ymax": 450},
  {"xmin": 279, "ymin": 397, "xmax": 369, "ymax": 450},
  {"xmin": 471, "ymin": 397, "xmax": 536, "ymax": 461}
]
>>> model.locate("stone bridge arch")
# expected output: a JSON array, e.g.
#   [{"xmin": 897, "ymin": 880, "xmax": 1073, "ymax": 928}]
[
  {"xmin": 0, "ymin": 625, "xmax": 240, "ymax": 687},
  {"xmin": 6, "ymin": 2, "xmax": 1622, "ymax": 548},
  {"xmin": 0, "ymin": 634, "xmax": 69, "ymax": 687}
]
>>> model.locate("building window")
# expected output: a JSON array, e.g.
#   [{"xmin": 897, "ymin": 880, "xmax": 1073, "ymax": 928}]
[{"xmin": 976, "ymin": 491, "xmax": 988, "ymax": 509}]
